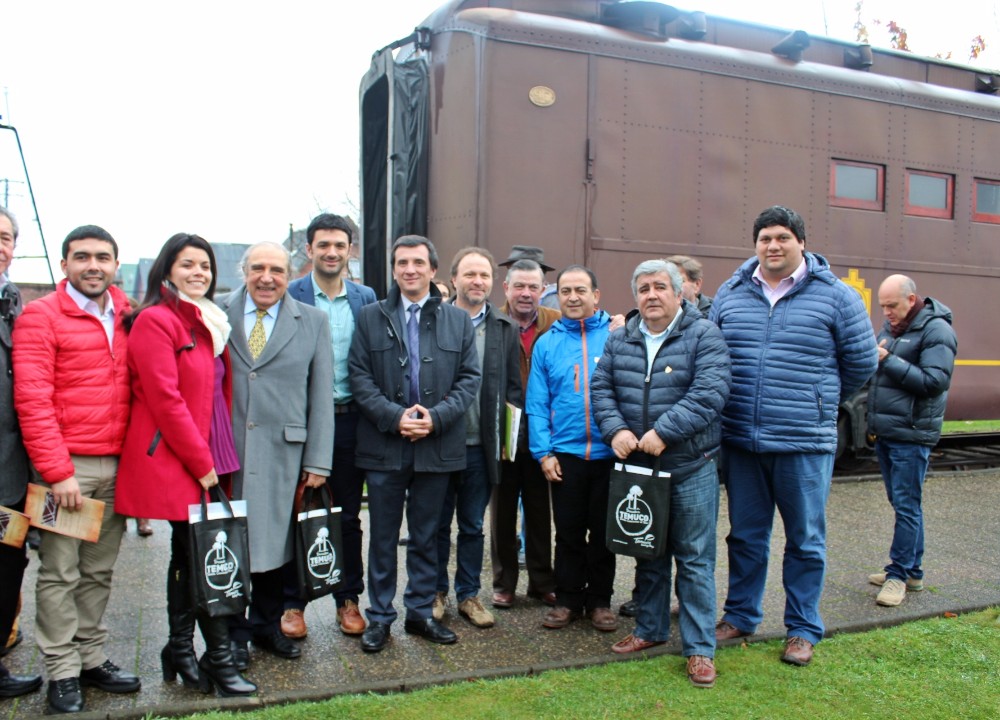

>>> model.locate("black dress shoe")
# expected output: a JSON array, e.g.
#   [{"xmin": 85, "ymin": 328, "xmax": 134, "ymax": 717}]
[
  {"xmin": 361, "ymin": 621, "xmax": 390, "ymax": 653},
  {"xmin": 404, "ymin": 617, "xmax": 457, "ymax": 644},
  {"xmin": 47, "ymin": 678, "xmax": 84, "ymax": 713},
  {"xmin": 230, "ymin": 640, "xmax": 250, "ymax": 671},
  {"xmin": 79, "ymin": 659, "xmax": 141, "ymax": 693},
  {"xmin": 0, "ymin": 671, "xmax": 42, "ymax": 698},
  {"xmin": 618, "ymin": 599, "xmax": 638, "ymax": 617},
  {"xmin": 252, "ymin": 629, "xmax": 301, "ymax": 659}
]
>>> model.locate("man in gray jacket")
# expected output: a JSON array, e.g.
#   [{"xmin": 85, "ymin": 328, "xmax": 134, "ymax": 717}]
[
  {"xmin": 866, "ymin": 275, "xmax": 957, "ymax": 607},
  {"xmin": 433, "ymin": 247, "xmax": 521, "ymax": 629},
  {"xmin": 349, "ymin": 235, "xmax": 480, "ymax": 652},
  {"xmin": 0, "ymin": 206, "xmax": 42, "ymax": 699},
  {"xmin": 221, "ymin": 242, "xmax": 334, "ymax": 664}
]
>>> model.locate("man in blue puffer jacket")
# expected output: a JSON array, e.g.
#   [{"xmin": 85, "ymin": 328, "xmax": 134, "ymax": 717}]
[
  {"xmin": 527, "ymin": 265, "xmax": 617, "ymax": 633},
  {"xmin": 709, "ymin": 206, "xmax": 878, "ymax": 667},
  {"xmin": 592, "ymin": 259, "xmax": 730, "ymax": 688}
]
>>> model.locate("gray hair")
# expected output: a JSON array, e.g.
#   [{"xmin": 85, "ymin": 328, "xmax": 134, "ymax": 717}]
[
  {"xmin": 240, "ymin": 241, "xmax": 291, "ymax": 276},
  {"xmin": 631, "ymin": 259, "xmax": 683, "ymax": 298},
  {"xmin": 505, "ymin": 258, "xmax": 544, "ymax": 284},
  {"xmin": 899, "ymin": 276, "xmax": 917, "ymax": 296},
  {"xmin": 0, "ymin": 206, "xmax": 18, "ymax": 241}
]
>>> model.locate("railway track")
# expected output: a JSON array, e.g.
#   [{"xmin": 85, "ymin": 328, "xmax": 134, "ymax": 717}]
[{"xmin": 835, "ymin": 432, "xmax": 1000, "ymax": 480}]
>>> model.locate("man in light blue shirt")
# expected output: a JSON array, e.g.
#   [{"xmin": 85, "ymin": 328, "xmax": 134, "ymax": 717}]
[{"xmin": 284, "ymin": 214, "xmax": 376, "ymax": 639}]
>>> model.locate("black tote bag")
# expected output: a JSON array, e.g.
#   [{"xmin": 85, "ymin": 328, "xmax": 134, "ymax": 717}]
[
  {"xmin": 188, "ymin": 487, "xmax": 251, "ymax": 617},
  {"xmin": 293, "ymin": 483, "xmax": 344, "ymax": 600},
  {"xmin": 605, "ymin": 458, "xmax": 671, "ymax": 560}
]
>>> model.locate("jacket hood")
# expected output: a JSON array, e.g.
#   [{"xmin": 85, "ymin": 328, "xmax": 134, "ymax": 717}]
[
  {"xmin": 880, "ymin": 296, "xmax": 953, "ymax": 333},
  {"xmin": 551, "ymin": 309, "xmax": 611, "ymax": 335}
]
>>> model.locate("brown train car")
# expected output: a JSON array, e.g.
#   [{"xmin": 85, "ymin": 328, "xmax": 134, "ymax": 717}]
[{"xmin": 359, "ymin": 0, "xmax": 1000, "ymax": 457}]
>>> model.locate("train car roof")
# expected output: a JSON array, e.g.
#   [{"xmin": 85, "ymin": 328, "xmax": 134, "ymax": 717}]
[{"xmin": 404, "ymin": 0, "xmax": 1000, "ymax": 110}]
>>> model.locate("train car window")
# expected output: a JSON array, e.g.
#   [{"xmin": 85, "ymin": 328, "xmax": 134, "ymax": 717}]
[
  {"xmin": 972, "ymin": 179, "xmax": 1000, "ymax": 224},
  {"xmin": 829, "ymin": 160, "xmax": 884, "ymax": 211},
  {"xmin": 905, "ymin": 170, "xmax": 954, "ymax": 219}
]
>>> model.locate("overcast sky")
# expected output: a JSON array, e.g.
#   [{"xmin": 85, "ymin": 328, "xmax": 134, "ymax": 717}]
[{"xmin": 2, "ymin": 0, "xmax": 998, "ymax": 282}]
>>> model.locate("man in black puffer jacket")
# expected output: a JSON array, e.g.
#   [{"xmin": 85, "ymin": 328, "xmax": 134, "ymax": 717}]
[
  {"xmin": 866, "ymin": 275, "xmax": 957, "ymax": 608},
  {"xmin": 592, "ymin": 259, "xmax": 730, "ymax": 688}
]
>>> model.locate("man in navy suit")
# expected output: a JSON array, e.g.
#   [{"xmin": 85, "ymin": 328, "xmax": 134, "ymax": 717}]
[{"xmin": 282, "ymin": 214, "xmax": 377, "ymax": 639}]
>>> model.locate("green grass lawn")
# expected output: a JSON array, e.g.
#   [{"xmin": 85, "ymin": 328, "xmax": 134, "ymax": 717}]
[
  {"xmin": 942, "ymin": 419, "xmax": 1000, "ymax": 434},
  {"xmin": 179, "ymin": 609, "xmax": 1000, "ymax": 720}
]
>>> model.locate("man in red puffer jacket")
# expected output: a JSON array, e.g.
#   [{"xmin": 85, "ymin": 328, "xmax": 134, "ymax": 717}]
[{"xmin": 13, "ymin": 225, "xmax": 138, "ymax": 715}]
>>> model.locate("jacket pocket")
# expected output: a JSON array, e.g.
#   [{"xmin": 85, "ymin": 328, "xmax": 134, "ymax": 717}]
[
  {"xmin": 146, "ymin": 430, "xmax": 162, "ymax": 456},
  {"xmin": 284, "ymin": 425, "xmax": 307, "ymax": 443}
]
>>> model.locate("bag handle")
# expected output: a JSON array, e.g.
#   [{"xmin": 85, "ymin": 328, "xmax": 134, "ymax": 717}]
[
  {"xmin": 201, "ymin": 485, "xmax": 236, "ymax": 519},
  {"xmin": 294, "ymin": 480, "xmax": 333, "ymax": 513}
]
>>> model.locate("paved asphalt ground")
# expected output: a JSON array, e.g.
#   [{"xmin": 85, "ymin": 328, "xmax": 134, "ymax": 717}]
[{"xmin": 3, "ymin": 469, "xmax": 999, "ymax": 719}]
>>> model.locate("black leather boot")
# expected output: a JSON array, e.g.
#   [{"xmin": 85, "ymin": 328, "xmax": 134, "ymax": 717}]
[
  {"xmin": 197, "ymin": 615, "xmax": 256, "ymax": 697},
  {"xmin": 161, "ymin": 563, "xmax": 200, "ymax": 688}
]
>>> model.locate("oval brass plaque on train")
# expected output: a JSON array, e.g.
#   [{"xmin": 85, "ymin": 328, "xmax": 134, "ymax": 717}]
[{"xmin": 529, "ymin": 86, "xmax": 556, "ymax": 107}]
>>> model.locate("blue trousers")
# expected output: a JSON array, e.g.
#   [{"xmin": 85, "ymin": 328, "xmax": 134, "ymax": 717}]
[
  {"xmin": 634, "ymin": 459, "xmax": 719, "ymax": 658},
  {"xmin": 436, "ymin": 446, "xmax": 492, "ymax": 602},
  {"xmin": 365, "ymin": 444, "xmax": 450, "ymax": 625},
  {"xmin": 875, "ymin": 440, "xmax": 931, "ymax": 582},
  {"xmin": 720, "ymin": 445, "xmax": 833, "ymax": 645}
]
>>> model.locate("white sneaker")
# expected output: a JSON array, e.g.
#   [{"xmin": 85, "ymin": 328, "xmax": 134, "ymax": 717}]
[
  {"xmin": 876, "ymin": 578, "xmax": 907, "ymax": 606},
  {"xmin": 868, "ymin": 572, "xmax": 923, "ymax": 592},
  {"xmin": 432, "ymin": 592, "xmax": 448, "ymax": 621}
]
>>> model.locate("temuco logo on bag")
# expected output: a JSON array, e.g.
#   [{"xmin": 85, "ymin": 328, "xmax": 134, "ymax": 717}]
[
  {"xmin": 616, "ymin": 484, "xmax": 653, "ymax": 537},
  {"xmin": 307, "ymin": 526, "xmax": 341, "ymax": 586},
  {"xmin": 204, "ymin": 530, "xmax": 241, "ymax": 597}
]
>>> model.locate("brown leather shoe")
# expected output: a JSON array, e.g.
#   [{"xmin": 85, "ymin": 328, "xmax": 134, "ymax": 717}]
[
  {"xmin": 687, "ymin": 655, "xmax": 716, "ymax": 688},
  {"xmin": 542, "ymin": 606, "xmax": 581, "ymax": 629},
  {"xmin": 715, "ymin": 620, "xmax": 750, "ymax": 641},
  {"xmin": 337, "ymin": 600, "xmax": 366, "ymax": 636},
  {"xmin": 611, "ymin": 634, "xmax": 665, "ymax": 654},
  {"xmin": 280, "ymin": 609, "xmax": 307, "ymax": 639},
  {"xmin": 589, "ymin": 607, "xmax": 618, "ymax": 632},
  {"xmin": 492, "ymin": 591, "xmax": 514, "ymax": 608},
  {"xmin": 527, "ymin": 590, "xmax": 557, "ymax": 607},
  {"xmin": 136, "ymin": 519, "xmax": 153, "ymax": 537},
  {"xmin": 781, "ymin": 636, "xmax": 814, "ymax": 666}
]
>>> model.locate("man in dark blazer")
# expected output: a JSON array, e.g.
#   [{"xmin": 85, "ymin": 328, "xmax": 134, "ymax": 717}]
[
  {"xmin": 0, "ymin": 207, "xmax": 42, "ymax": 699},
  {"xmin": 281, "ymin": 214, "xmax": 377, "ymax": 639},
  {"xmin": 349, "ymin": 235, "xmax": 480, "ymax": 653},
  {"xmin": 220, "ymin": 242, "xmax": 334, "ymax": 665}
]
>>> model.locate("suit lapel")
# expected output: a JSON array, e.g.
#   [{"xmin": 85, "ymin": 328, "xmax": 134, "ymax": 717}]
[{"xmin": 223, "ymin": 289, "xmax": 254, "ymax": 367}]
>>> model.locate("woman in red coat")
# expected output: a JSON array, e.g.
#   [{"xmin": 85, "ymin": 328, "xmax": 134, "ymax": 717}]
[{"xmin": 116, "ymin": 234, "xmax": 254, "ymax": 697}]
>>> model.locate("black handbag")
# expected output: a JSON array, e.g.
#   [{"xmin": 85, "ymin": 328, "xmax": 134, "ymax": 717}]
[
  {"xmin": 293, "ymin": 483, "xmax": 344, "ymax": 600},
  {"xmin": 189, "ymin": 487, "xmax": 251, "ymax": 617},
  {"xmin": 605, "ymin": 457, "xmax": 671, "ymax": 559}
]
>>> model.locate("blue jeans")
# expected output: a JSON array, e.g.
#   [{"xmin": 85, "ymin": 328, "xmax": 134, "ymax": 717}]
[
  {"xmin": 634, "ymin": 459, "xmax": 719, "ymax": 658},
  {"xmin": 875, "ymin": 440, "xmax": 931, "ymax": 582},
  {"xmin": 436, "ymin": 446, "xmax": 492, "ymax": 602},
  {"xmin": 721, "ymin": 445, "xmax": 833, "ymax": 645}
]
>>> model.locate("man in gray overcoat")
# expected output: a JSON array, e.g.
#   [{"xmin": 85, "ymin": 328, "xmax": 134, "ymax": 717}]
[
  {"xmin": 0, "ymin": 206, "xmax": 43, "ymax": 698},
  {"xmin": 220, "ymin": 242, "xmax": 334, "ymax": 665}
]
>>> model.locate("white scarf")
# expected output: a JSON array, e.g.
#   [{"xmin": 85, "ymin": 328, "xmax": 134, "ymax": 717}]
[{"xmin": 177, "ymin": 289, "xmax": 231, "ymax": 357}]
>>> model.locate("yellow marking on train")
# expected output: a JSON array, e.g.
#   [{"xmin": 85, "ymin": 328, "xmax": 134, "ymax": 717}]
[
  {"xmin": 955, "ymin": 360, "xmax": 1000, "ymax": 366},
  {"xmin": 842, "ymin": 269, "xmax": 871, "ymax": 316}
]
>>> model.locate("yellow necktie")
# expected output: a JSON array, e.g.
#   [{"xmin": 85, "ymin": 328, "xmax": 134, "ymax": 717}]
[{"xmin": 248, "ymin": 309, "xmax": 267, "ymax": 360}]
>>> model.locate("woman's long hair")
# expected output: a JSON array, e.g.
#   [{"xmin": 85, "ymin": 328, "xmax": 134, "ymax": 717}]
[{"xmin": 124, "ymin": 233, "xmax": 218, "ymax": 331}]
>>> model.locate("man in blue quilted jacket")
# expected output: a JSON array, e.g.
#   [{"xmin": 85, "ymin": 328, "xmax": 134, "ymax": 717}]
[{"xmin": 709, "ymin": 206, "xmax": 878, "ymax": 666}]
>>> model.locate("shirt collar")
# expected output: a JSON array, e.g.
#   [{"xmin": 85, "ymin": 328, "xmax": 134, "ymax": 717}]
[
  {"xmin": 639, "ymin": 305, "xmax": 683, "ymax": 339},
  {"xmin": 243, "ymin": 291, "xmax": 280, "ymax": 318},
  {"xmin": 752, "ymin": 256, "xmax": 808, "ymax": 288},
  {"xmin": 65, "ymin": 281, "xmax": 114, "ymax": 317},
  {"xmin": 405, "ymin": 293, "xmax": 430, "ymax": 312},
  {"xmin": 311, "ymin": 273, "xmax": 347, "ymax": 300}
]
